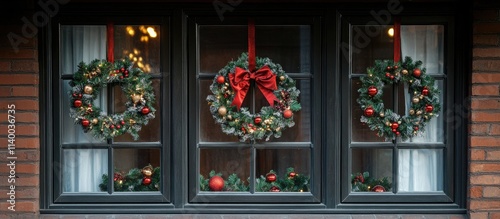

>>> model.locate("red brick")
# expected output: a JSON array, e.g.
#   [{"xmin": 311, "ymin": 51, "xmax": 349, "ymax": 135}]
[
  {"xmin": 471, "ymin": 163, "xmax": 500, "ymax": 172},
  {"xmin": 0, "ymin": 124, "xmax": 39, "ymax": 136},
  {"xmin": 0, "ymin": 61, "xmax": 10, "ymax": 72},
  {"xmin": 0, "ymin": 99, "xmax": 38, "ymax": 111},
  {"xmin": 474, "ymin": 23, "xmax": 500, "ymax": 34},
  {"xmin": 11, "ymin": 60, "xmax": 38, "ymax": 73},
  {"xmin": 470, "ymin": 200, "xmax": 500, "ymax": 210},
  {"xmin": 0, "ymin": 137, "xmax": 39, "ymax": 149},
  {"xmin": 472, "ymin": 84, "xmax": 499, "ymax": 96},
  {"xmin": 0, "ymin": 188, "xmax": 38, "ymax": 199},
  {"xmin": 474, "ymin": 35, "xmax": 500, "ymax": 46},
  {"xmin": 0, "ymin": 112, "xmax": 39, "ymax": 123},
  {"xmin": 474, "ymin": 48, "xmax": 500, "ymax": 58},
  {"xmin": 491, "ymin": 212, "xmax": 500, "ymax": 219},
  {"xmin": 0, "ymin": 87, "xmax": 11, "ymax": 97},
  {"xmin": 483, "ymin": 186, "xmax": 500, "ymax": 198},
  {"xmin": 11, "ymin": 86, "xmax": 38, "ymax": 97},
  {"xmin": 473, "ymin": 60, "xmax": 500, "ymax": 71},
  {"xmin": 0, "ymin": 200, "xmax": 38, "ymax": 213},
  {"xmin": 473, "ymin": 73, "xmax": 500, "ymax": 83},
  {"xmin": 470, "ymin": 212, "xmax": 488, "ymax": 219},
  {"xmin": 0, "ymin": 49, "xmax": 36, "ymax": 59},
  {"xmin": 0, "ymin": 176, "xmax": 38, "ymax": 187},
  {"xmin": 487, "ymin": 150, "xmax": 500, "ymax": 161},
  {"xmin": 471, "ymin": 124, "xmax": 490, "ymax": 135},
  {"xmin": 471, "ymin": 99, "xmax": 500, "ymax": 109},
  {"xmin": 472, "ymin": 149, "xmax": 486, "ymax": 160},
  {"xmin": 0, "ymin": 163, "xmax": 39, "ymax": 174},
  {"xmin": 0, "ymin": 74, "xmax": 38, "ymax": 85},
  {"xmin": 470, "ymin": 186, "xmax": 483, "ymax": 198},
  {"xmin": 472, "ymin": 112, "xmax": 500, "ymax": 122},
  {"xmin": 470, "ymin": 174, "xmax": 500, "ymax": 185},
  {"xmin": 0, "ymin": 149, "xmax": 39, "ymax": 161},
  {"xmin": 474, "ymin": 10, "xmax": 499, "ymax": 21}
]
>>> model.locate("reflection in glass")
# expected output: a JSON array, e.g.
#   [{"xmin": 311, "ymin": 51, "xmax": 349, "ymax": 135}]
[
  {"xmin": 199, "ymin": 26, "xmax": 247, "ymax": 73},
  {"xmin": 113, "ymin": 148, "xmax": 161, "ymax": 192},
  {"xmin": 63, "ymin": 149, "xmax": 108, "ymax": 192},
  {"xmin": 200, "ymin": 148, "xmax": 251, "ymax": 192},
  {"xmin": 114, "ymin": 25, "xmax": 161, "ymax": 73},
  {"xmin": 351, "ymin": 25, "xmax": 393, "ymax": 74},
  {"xmin": 398, "ymin": 149, "xmax": 443, "ymax": 192},
  {"xmin": 351, "ymin": 148, "xmax": 392, "ymax": 192}
]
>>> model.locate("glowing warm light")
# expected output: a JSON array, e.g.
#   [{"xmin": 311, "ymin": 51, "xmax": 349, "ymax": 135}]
[
  {"xmin": 138, "ymin": 62, "xmax": 144, "ymax": 68},
  {"xmin": 147, "ymin": 27, "xmax": 157, "ymax": 38},
  {"xmin": 139, "ymin": 57, "xmax": 143, "ymax": 61},
  {"xmin": 140, "ymin": 36, "xmax": 149, "ymax": 42},
  {"xmin": 129, "ymin": 53, "xmax": 134, "ymax": 59},
  {"xmin": 133, "ymin": 49, "xmax": 139, "ymax": 55},
  {"xmin": 133, "ymin": 57, "xmax": 138, "ymax": 62},
  {"xmin": 388, "ymin": 27, "xmax": 394, "ymax": 37},
  {"xmin": 139, "ymin": 25, "xmax": 147, "ymax": 34},
  {"xmin": 126, "ymin": 26, "xmax": 135, "ymax": 36}
]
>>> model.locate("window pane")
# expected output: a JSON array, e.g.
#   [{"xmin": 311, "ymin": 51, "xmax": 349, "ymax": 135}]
[
  {"xmin": 63, "ymin": 149, "xmax": 108, "ymax": 192},
  {"xmin": 199, "ymin": 25, "xmax": 246, "ymax": 74},
  {"xmin": 199, "ymin": 148, "xmax": 251, "ymax": 192},
  {"xmin": 351, "ymin": 25, "xmax": 393, "ymax": 74},
  {"xmin": 398, "ymin": 149, "xmax": 443, "ymax": 192},
  {"xmin": 114, "ymin": 25, "xmax": 161, "ymax": 74},
  {"xmin": 60, "ymin": 25, "xmax": 106, "ymax": 75},
  {"xmin": 113, "ymin": 79, "xmax": 161, "ymax": 142},
  {"xmin": 113, "ymin": 148, "xmax": 161, "ymax": 192},
  {"xmin": 402, "ymin": 80, "xmax": 444, "ymax": 143},
  {"xmin": 351, "ymin": 148, "xmax": 393, "ymax": 192},
  {"xmin": 61, "ymin": 80, "xmax": 107, "ymax": 144},
  {"xmin": 401, "ymin": 25, "xmax": 444, "ymax": 75},
  {"xmin": 256, "ymin": 148, "xmax": 310, "ymax": 192},
  {"xmin": 351, "ymin": 78, "xmax": 393, "ymax": 142}
]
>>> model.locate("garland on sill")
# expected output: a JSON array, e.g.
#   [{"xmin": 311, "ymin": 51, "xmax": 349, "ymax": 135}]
[
  {"xmin": 99, "ymin": 165, "xmax": 160, "ymax": 192},
  {"xmin": 357, "ymin": 56, "xmax": 441, "ymax": 141},
  {"xmin": 68, "ymin": 58, "xmax": 156, "ymax": 141},
  {"xmin": 199, "ymin": 167, "xmax": 309, "ymax": 192},
  {"xmin": 351, "ymin": 171, "xmax": 392, "ymax": 192}
]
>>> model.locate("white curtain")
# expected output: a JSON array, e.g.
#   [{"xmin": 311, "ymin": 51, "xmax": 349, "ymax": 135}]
[
  {"xmin": 398, "ymin": 25, "xmax": 444, "ymax": 192},
  {"xmin": 61, "ymin": 26, "xmax": 108, "ymax": 192}
]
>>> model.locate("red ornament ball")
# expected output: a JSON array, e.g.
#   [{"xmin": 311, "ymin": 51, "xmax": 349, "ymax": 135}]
[
  {"xmin": 414, "ymin": 126, "xmax": 419, "ymax": 131},
  {"xmin": 116, "ymin": 125, "xmax": 121, "ymax": 129},
  {"xmin": 141, "ymin": 107, "xmax": 150, "ymax": 115},
  {"xmin": 367, "ymin": 86, "xmax": 378, "ymax": 97},
  {"xmin": 288, "ymin": 172, "xmax": 296, "ymax": 178},
  {"xmin": 390, "ymin": 75, "xmax": 394, "ymax": 80},
  {"xmin": 422, "ymin": 87, "xmax": 429, "ymax": 96},
  {"xmin": 142, "ymin": 177, "xmax": 152, "ymax": 186},
  {"xmin": 209, "ymin": 175, "xmax": 225, "ymax": 191},
  {"xmin": 391, "ymin": 122, "xmax": 399, "ymax": 130},
  {"xmin": 283, "ymin": 109, "xmax": 293, "ymax": 119},
  {"xmin": 266, "ymin": 173, "xmax": 277, "ymax": 182},
  {"xmin": 396, "ymin": 131, "xmax": 400, "ymax": 136},
  {"xmin": 372, "ymin": 185, "xmax": 386, "ymax": 192},
  {"xmin": 413, "ymin": 68, "xmax": 421, "ymax": 78},
  {"xmin": 385, "ymin": 72, "xmax": 391, "ymax": 77},
  {"xmin": 110, "ymin": 125, "xmax": 115, "ymax": 129},
  {"xmin": 216, "ymin": 75, "xmax": 225, "ymax": 84},
  {"xmin": 425, "ymin": 104, "xmax": 434, "ymax": 113},
  {"xmin": 254, "ymin": 117, "xmax": 262, "ymax": 124},
  {"xmin": 270, "ymin": 186, "xmax": 280, "ymax": 192},
  {"xmin": 74, "ymin": 99, "xmax": 82, "ymax": 107},
  {"xmin": 81, "ymin": 119, "xmax": 90, "ymax": 127},
  {"xmin": 364, "ymin": 107, "xmax": 375, "ymax": 117},
  {"xmin": 120, "ymin": 120, "xmax": 126, "ymax": 125}
]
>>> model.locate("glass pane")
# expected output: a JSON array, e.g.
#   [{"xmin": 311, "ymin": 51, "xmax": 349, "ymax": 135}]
[
  {"xmin": 112, "ymin": 148, "xmax": 161, "ymax": 192},
  {"xmin": 401, "ymin": 25, "xmax": 444, "ymax": 74},
  {"xmin": 199, "ymin": 148, "xmax": 251, "ymax": 192},
  {"xmin": 351, "ymin": 78, "xmax": 393, "ymax": 142},
  {"xmin": 113, "ymin": 79, "xmax": 161, "ymax": 142},
  {"xmin": 351, "ymin": 148, "xmax": 392, "ymax": 192},
  {"xmin": 114, "ymin": 25, "xmax": 161, "ymax": 74},
  {"xmin": 61, "ymin": 80, "xmax": 107, "ymax": 144},
  {"xmin": 402, "ymin": 80, "xmax": 444, "ymax": 143},
  {"xmin": 256, "ymin": 148, "xmax": 310, "ymax": 192},
  {"xmin": 256, "ymin": 80, "xmax": 311, "ymax": 142},
  {"xmin": 398, "ymin": 149, "xmax": 443, "ymax": 192},
  {"xmin": 62, "ymin": 149, "xmax": 108, "ymax": 192},
  {"xmin": 351, "ymin": 25, "xmax": 393, "ymax": 74},
  {"xmin": 199, "ymin": 25, "xmax": 246, "ymax": 73},
  {"xmin": 60, "ymin": 25, "xmax": 106, "ymax": 75},
  {"xmin": 256, "ymin": 25, "xmax": 311, "ymax": 73}
]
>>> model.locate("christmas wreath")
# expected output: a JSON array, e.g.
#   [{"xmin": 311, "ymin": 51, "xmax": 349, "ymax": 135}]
[
  {"xmin": 99, "ymin": 165, "xmax": 160, "ymax": 192},
  {"xmin": 351, "ymin": 171, "xmax": 392, "ymax": 192},
  {"xmin": 357, "ymin": 57, "xmax": 441, "ymax": 141},
  {"xmin": 68, "ymin": 59, "xmax": 156, "ymax": 141},
  {"xmin": 207, "ymin": 53, "xmax": 301, "ymax": 142}
]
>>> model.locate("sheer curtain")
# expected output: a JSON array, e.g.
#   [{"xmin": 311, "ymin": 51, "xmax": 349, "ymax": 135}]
[
  {"xmin": 61, "ymin": 26, "xmax": 108, "ymax": 192},
  {"xmin": 398, "ymin": 25, "xmax": 444, "ymax": 192}
]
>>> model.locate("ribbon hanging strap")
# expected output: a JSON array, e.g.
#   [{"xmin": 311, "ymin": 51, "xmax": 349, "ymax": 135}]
[{"xmin": 228, "ymin": 66, "xmax": 278, "ymax": 111}]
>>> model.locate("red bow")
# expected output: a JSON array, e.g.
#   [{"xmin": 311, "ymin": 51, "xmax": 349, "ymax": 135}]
[{"xmin": 228, "ymin": 66, "xmax": 278, "ymax": 110}]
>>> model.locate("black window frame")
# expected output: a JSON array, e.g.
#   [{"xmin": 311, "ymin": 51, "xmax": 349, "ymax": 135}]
[{"xmin": 39, "ymin": 2, "xmax": 469, "ymax": 214}]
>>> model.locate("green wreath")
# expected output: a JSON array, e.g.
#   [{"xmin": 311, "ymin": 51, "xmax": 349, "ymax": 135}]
[
  {"xmin": 69, "ymin": 59, "xmax": 156, "ymax": 141},
  {"xmin": 357, "ymin": 56, "xmax": 441, "ymax": 141},
  {"xmin": 207, "ymin": 53, "xmax": 301, "ymax": 142}
]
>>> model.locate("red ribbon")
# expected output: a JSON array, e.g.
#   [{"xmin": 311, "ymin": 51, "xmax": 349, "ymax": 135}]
[
  {"xmin": 107, "ymin": 22, "xmax": 114, "ymax": 63},
  {"xmin": 393, "ymin": 17, "xmax": 401, "ymax": 63},
  {"xmin": 248, "ymin": 19, "xmax": 256, "ymax": 72},
  {"xmin": 229, "ymin": 66, "xmax": 278, "ymax": 111}
]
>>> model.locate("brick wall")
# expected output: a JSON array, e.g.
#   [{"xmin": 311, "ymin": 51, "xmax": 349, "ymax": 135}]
[
  {"xmin": 470, "ymin": 7, "xmax": 500, "ymax": 219},
  {"xmin": 0, "ymin": 4, "xmax": 40, "ymax": 218}
]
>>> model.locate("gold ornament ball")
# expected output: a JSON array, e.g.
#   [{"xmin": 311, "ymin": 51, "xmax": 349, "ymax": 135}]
[
  {"xmin": 402, "ymin": 69, "xmax": 408, "ymax": 75},
  {"xmin": 429, "ymin": 113, "xmax": 433, "ymax": 116},
  {"xmin": 416, "ymin": 110, "xmax": 423, "ymax": 115},
  {"xmin": 280, "ymin": 75, "xmax": 286, "ymax": 81},
  {"xmin": 218, "ymin": 106, "xmax": 227, "ymax": 116},
  {"xmin": 379, "ymin": 112, "xmax": 385, "ymax": 117},
  {"xmin": 409, "ymin": 109, "xmax": 415, "ymax": 115},
  {"xmin": 412, "ymin": 97, "xmax": 420, "ymax": 103},
  {"xmin": 419, "ymin": 95, "xmax": 424, "ymax": 100},
  {"xmin": 92, "ymin": 118, "xmax": 99, "ymax": 124},
  {"xmin": 398, "ymin": 121, "xmax": 401, "ymax": 124},
  {"xmin": 131, "ymin": 94, "xmax": 143, "ymax": 104},
  {"xmin": 385, "ymin": 121, "xmax": 391, "ymax": 126},
  {"xmin": 84, "ymin": 85, "xmax": 93, "ymax": 94},
  {"xmin": 227, "ymin": 115, "xmax": 232, "ymax": 120}
]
